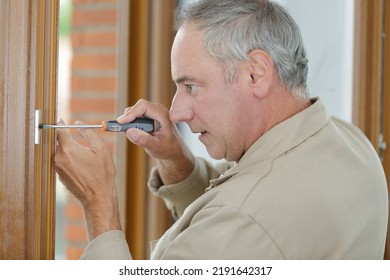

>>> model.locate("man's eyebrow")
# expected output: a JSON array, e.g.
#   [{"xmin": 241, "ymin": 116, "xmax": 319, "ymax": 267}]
[{"xmin": 174, "ymin": 75, "xmax": 199, "ymax": 84}]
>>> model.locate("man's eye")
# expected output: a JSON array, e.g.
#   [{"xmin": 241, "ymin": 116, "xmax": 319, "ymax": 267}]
[{"xmin": 185, "ymin": 84, "xmax": 193, "ymax": 92}]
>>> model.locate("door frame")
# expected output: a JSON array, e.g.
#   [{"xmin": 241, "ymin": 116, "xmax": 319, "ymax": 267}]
[
  {"xmin": 353, "ymin": 0, "xmax": 389, "ymax": 260},
  {"xmin": 0, "ymin": 0, "xmax": 58, "ymax": 259}
]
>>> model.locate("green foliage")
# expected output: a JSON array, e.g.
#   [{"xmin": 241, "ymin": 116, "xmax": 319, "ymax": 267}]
[{"xmin": 59, "ymin": 0, "xmax": 72, "ymax": 37}]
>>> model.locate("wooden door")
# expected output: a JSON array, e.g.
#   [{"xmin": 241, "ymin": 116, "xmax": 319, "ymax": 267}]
[
  {"xmin": 353, "ymin": 0, "xmax": 390, "ymax": 260},
  {"xmin": 381, "ymin": 0, "xmax": 390, "ymax": 261},
  {"xmin": 0, "ymin": 0, "xmax": 58, "ymax": 260}
]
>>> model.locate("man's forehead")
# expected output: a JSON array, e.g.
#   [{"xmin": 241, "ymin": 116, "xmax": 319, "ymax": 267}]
[
  {"xmin": 172, "ymin": 25, "xmax": 204, "ymax": 49},
  {"xmin": 171, "ymin": 27, "xmax": 205, "ymax": 72}
]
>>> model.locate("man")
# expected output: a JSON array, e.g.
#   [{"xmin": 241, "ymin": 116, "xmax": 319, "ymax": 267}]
[{"xmin": 55, "ymin": 0, "xmax": 388, "ymax": 259}]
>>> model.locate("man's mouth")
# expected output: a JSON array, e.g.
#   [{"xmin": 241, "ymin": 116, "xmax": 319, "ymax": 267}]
[{"xmin": 198, "ymin": 131, "xmax": 207, "ymax": 140}]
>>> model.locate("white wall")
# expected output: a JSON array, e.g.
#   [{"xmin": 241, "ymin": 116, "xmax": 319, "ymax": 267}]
[{"xmin": 275, "ymin": 0, "xmax": 355, "ymax": 121}]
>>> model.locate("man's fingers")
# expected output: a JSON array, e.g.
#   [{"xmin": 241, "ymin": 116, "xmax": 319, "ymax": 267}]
[
  {"xmin": 125, "ymin": 128, "xmax": 155, "ymax": 148},
  {"xmin": 74, "ymin": 121, "xmax": 105, "ymax": 149},
  {"xmin": 126, "ymin": 128, "xmax": 146, "ymax": 144},
  {"xmin": 117, "ymin": 99, "xmax": 149, "ymax": 124},
  {"xmin": 56, "ymin": 120, "xmax": 79, "ymax": 147},
  {"xmin": 117, "ymin": 99, "xmax": 168, "ymax": 126}
]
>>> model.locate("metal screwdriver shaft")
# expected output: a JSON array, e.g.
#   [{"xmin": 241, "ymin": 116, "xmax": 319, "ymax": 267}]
[
  {"xmin": 41, "ymin": 124, "xmax": 102, "ymax": 129},
  {"xmin": 39, "ymin": 118, "xmax": 160, "ymax": 133}
]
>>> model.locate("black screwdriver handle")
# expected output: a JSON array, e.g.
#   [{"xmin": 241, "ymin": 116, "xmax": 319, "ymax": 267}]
[{"xmin": 102, "ymin": 118, "xmax": 160, "ymax": 133}]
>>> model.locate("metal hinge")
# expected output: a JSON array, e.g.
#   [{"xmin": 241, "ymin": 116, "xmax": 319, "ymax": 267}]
[{"xmin": 35, "ymin": 109, "xmax": 41, "ymax": 145}]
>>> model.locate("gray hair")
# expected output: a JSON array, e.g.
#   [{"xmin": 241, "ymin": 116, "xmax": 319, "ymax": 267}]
[{"xmin": 175, "ymin": 0, "xmax": 309, "ymax": 99}]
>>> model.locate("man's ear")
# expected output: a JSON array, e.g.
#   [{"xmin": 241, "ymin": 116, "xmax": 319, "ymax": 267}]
[{"xmin": 248, "ymin": 49, "xmax": 274, "ymax": 98}]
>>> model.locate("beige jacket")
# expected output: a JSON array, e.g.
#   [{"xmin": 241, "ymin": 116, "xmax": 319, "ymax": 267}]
[{"xmin": 81, "ymin": 98, "xmax": 388, "ymax": 260}]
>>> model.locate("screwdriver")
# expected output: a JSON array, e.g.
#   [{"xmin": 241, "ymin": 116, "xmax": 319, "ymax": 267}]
[{"xmin": 40, "ymin": 118, "xmax": 160, "ymax": 133}]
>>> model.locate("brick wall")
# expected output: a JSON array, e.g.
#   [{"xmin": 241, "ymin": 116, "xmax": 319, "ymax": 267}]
[{"xmin": 66, "ymin": 0, "xmax": 120, "ymax": 259}]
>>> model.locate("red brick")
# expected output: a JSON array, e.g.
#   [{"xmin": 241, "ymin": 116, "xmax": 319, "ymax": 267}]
[
  {"xmin": 66, "ymin": 224, "xmax": 89, "ymax": 242},
  {"xmin": 70, "ymin": 98, "xmax": 116, "ymax": 113},
  {"xmin": 72, "ymin": 31, "xmax": 117, "ymax": 48},
  {"xmin": 72, "ymin": 76, "xmax": 116, "ymax": 92},
  {"xmin": 68, "ymin": 117, "xmax": 97, "ymax": 122},
  {"xmin": 73, "ymin": 0, "xmax": 117, "ymax": 4},
  {"xmin": 72, "ymin": 9, "xmax": 117, "ymax": 27},
  {"xmin": 72, "ymin": 53, "xmax": 116, "ymax": 70},
  {"xmin": 66, "ymin": 0, "xmax": 120, "ymax": 262},
  {"xmin": 66, "ymin": 247, "xmax": 85, "ymax": 260},
  {"xmin": 68, "ymin": 118, "xmax": 114, "ymax": 125},
  {"xmin": 66, "ymin": 203, "xmax": 85, "ymax": 220}
]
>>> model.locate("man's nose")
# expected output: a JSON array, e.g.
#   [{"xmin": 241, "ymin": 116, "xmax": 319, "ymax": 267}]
[{"xmin": 169, "ymin": 91, "xmax": 194, "ymax": 123}]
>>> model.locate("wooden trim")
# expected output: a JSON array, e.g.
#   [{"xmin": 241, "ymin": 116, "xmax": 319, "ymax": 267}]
[
  {"xmin": 125, "ymin": 0, "xmax": 150, "ymax": 260},
  {"xmin": 124, "ymin": 0, "xmax": 176, "ymax": 259},
  {"xmin": 32, "ymin": 0, "xmax": 59, "ymax": 259},
  {"xmin": 382, "ymin": 0, "xmax": 390, "ymax": 261},
  {"xmin": 352, "ymin": 0, "xmax": 383, "ymax": 150},
  {"xmin": 0, "ymin": 0, "xmax": 58, "ymax": 259},
  {"xmin": 383, "ymin": 2, "xmax": 390, "ymax": 183},
  {"xmin": 117, "ymin": 0, "xmax": 130, "ymax": 238},
  {"xmin": 149, "ymin": 0, "xmax": 176, "ymax": 107},
  {"xmin": 145, "ymin": 0, "xmax": 176, "ymax": 258},
  {"xmin": 353, "ymin": 0, "xmax": 390, "ymax": 260}
]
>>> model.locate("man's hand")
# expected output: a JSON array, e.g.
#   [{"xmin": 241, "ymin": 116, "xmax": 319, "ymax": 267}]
[
  {"xmin": 55, "ymin": 121, "xmax": 121, "ymax": 240},
  {"xmin": 117, "ymin": 99, "xmax": 195, "ymax": 185}
]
